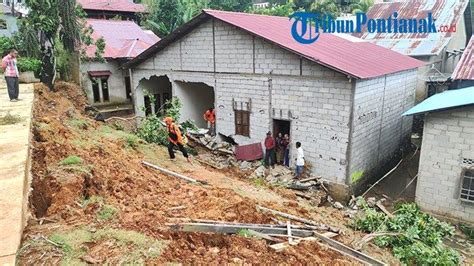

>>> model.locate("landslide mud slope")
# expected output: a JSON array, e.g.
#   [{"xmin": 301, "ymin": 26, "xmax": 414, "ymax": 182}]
[{"xmin": 17, "ymin": 82, "xmax": 383, "ymax": 264}]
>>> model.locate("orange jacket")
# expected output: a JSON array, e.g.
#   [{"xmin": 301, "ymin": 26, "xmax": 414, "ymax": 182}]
[
  {"xmin": 167, "ymin": 123, "xmax": 184, "ymax": 145},
  {"xmin": 203, "ymin": 109, "xmax": 216, "ymax": 124}
]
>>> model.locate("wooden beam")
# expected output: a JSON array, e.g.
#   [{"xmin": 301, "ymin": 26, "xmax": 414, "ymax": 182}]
[
  {"xmin": 168, "ymin": 222, "xmax": 315, "ymax": 237},
  {"xmin": 256, "ymin": 205, "xmax": 332, "ymax": 231},
  {"xmin": 246, "ymin": 229, "xmax": 281, "ymax": 242},
  {"xmin": 142, "ymin": 161, "xmax": 209, "ymax": 185},
  {"xmin": 376, "ymin": 202, "xmax": 394, "ymax": 218}
]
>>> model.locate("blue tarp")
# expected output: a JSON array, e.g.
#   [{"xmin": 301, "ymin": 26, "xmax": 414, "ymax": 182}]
[{"xmin": 403, "ymin": 86, "xmax": 474, "ymax": 116}]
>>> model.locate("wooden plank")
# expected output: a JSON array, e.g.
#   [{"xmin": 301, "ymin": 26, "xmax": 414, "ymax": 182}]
[
  {"xmin": 376, "ymin": 202, "xmax": 394, "ymax": 218},
  {"xmin": 256, "ymin": 205, "xmax": 333, "ymax": 231},
  {"xmin": 142, "ymin": 161, "xmax": 209, "ymax": 185},
  {"xmin": 311, "ymin": 232, "xmax": 387, "ymax": 266},
  {"xmin": 321, "ymin": 232, "xmax": 338, "ymax": 238},
  {"xmin": 246, "ymin": 229, "xmax": 281, "ymax": 242},
  {"xmin": 299, "ymin": 176, "xmax": 321, "ymax": 183},
  {"xmin": 169, "ymin": 222, "xmax": 315, "ymax": 237}
]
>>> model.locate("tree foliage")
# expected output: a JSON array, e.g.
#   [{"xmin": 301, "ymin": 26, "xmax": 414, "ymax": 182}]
[
  {"xmin": 352, "ymin": 200, "xmax": 460, "ymax": 265},
  {"xmin": 247, "ymin": 0, "xmax": 296, "ymax": 16},
  {"xmin": 350, "ymin": 0, "xmax": 374, "ymax": 14},
  {"xmin": 310, "ymin": 0, "xmax": 341, "ymax": 19},
  {"xmin": 22, "ymin": 0, "xmax": 105, "ymax": 88}
]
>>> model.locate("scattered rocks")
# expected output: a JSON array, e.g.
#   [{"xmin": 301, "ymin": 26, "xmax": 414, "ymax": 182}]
[{"xmin": 333, "ymin": 202, "xmax": 344, "ymax": 210}]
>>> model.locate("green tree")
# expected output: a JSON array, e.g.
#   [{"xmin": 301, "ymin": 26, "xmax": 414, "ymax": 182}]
[
  {"xmin": 350, "ymin": 0, "xmax": 374, "ymax": 14},
  {"xmin": 23, "ymin": 0, "xmax": 104, "ymax": 88},
  {"xmin": 144, "ymin": 0, "xmax": 208, "ymax": 37},
  {"xmin": 247, "ymin": 0, "xmax": 296, "ymax": 17},
  {"xmin": 310, "ymin": 0, "xmax": 341, "ymax": 19},
  {"xmin": 208, "ymin": 0, "xmax": 252, "ymax": 11}
]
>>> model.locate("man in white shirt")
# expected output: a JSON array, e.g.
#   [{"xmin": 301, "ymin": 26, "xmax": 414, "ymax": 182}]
[{"xmin": 295, "ymin": 141, "xmax": 304, "ymax": 178}]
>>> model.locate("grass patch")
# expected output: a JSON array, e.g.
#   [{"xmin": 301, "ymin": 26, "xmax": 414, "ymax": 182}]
[
  {"xmin": 81, "ymin": 195, "xmax": 104, "ymax": 208},
  {"xmin": 252, "ymin": 178, "xmax": 269, "ymax": 188},
  {"xmin": 59, "ymin": 155, "xmax": 83, "ymax": 166},
  {"xmin": 98, "ymin": 125, "xmax": 142, "ymax": 149},
  {"xmin": 34, "ymin": 121, "xmax": 50, "ymax": 130},
  {"xmin": 237, "ymin": 229, "xmax": 252, "ymax": 238},
  {"xmin": 0, "ymin": 112, "xmax": 22, "ymax": 125},
  {"xmin": 459, "ymin": 223, "xmax": 474, "ymax": 241},
  {"xmin": 48, "ymin": 227, "xmax": 167, "ymax": 264},
  {"xmin": 67, "ymin": 118, "xmax": 90, "ymax": 129},
  {"xmin": 97, "ymin": 204, "xmax": 117, "ymax": 221}
]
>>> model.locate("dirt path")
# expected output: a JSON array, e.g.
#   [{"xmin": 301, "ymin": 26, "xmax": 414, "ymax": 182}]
[{"xmin": 142, "ymin": 146, "xmax": 288, "ymax": 204}]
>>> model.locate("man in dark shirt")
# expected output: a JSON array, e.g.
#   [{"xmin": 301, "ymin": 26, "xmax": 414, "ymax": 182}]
[{"xmin": 264, "ymin": 131, "xmax": 276, "ymax": 168}]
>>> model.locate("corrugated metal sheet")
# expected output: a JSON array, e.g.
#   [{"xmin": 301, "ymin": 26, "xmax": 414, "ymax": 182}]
[
  {"xmin": 353, "ymin": 0, "xmax": 469, "ymax": 56},
  {"xmin": 128, "ymin": 10, "xmax": 423, "ymax": 79},
  {"xmin": 85, "ymin": 19, "xmax": 159, "ymax": 59},
  {"xmin": 452, "ymin": 36, "xmax": 473, "ymax": 81},
  {"xmin": 77, "ymin": 0, "xmax": 145, "ymax": 13},
  {"xmin": 403, "ymin": 86, "xmax": 474, "ymax": 115}
]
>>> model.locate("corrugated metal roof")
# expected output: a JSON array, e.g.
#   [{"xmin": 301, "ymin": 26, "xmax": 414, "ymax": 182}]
[
  {"xmin": 85, "ymin": 19, "xmax": 159, "ymax": 59},
  {"xmin": 353, "ymin": 0, "xmax": 470, "ymax": 56},
  {"xmin": 77, "ymin": 0, "xmax": 145, "ymax": 13},
  {"xmin": 127, "ymin": 10, "xmax": 424, "ymax": 79},
  {"xmin": 403, "ymin": 86, "xmax": 474, "ymax": 115},
  {"xmin": 452, "ymin": 36, "xmax": 473, "ymax": 81}
]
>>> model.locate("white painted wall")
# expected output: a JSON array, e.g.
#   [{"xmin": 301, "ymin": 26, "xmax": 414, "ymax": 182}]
[{"xmin": 80, "ymin": 60, "xmax": 129, "ymax": 105}]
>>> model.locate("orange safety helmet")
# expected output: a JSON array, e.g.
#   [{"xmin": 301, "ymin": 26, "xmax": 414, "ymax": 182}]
[{"xmin": 164, "ymin": 117, "xmax": 173, "ymax": 125}]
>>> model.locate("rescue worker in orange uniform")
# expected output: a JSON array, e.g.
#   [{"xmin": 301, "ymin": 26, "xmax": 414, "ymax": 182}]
[
  {"xmin": 203, "ymin": 107, "xmax": 216, "ymax": 136},
  {"xmin": 164, "ymin": 117, "xmax": 191, "ymax": 163}
]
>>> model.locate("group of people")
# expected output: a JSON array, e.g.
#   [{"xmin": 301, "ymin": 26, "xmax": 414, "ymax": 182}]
[{"xmin": 264, "ymin": 132, "xmax": 305, "ymax": 178}]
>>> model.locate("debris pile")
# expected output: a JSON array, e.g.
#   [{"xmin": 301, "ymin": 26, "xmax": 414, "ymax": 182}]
[{"xmin": 188, "ymin": 133, "xmax": 234, "ymax": 155}]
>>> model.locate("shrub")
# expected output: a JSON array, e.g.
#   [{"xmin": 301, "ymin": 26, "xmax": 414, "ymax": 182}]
[
  {"xmin": 351, "ymin": 200, "xmax": 460, "ymax": 265},
  {"xmin": 0, "ymin": 36, "xmax": 14, "ymax": 57},
  {"xmin": 17, "ymin": 57, "xmax": 41, "ymax": 75}
]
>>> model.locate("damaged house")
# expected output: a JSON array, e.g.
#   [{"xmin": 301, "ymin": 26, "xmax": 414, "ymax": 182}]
[
  {"xmin": 81, "ymin": 19, "xmax": 159, "ymax": 115},
  {"xmin": 125, "ymin": 10, "xmax": 424, "ymax": 197}
]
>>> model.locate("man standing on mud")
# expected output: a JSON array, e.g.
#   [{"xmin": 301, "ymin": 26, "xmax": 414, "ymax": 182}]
[
  {"xmin": 2, "ymin": 49, "xmax": 20, "ymax": 102},
  {"xmin": 164, "ymin": 117, "xmax": 192, "ymax": 163}
]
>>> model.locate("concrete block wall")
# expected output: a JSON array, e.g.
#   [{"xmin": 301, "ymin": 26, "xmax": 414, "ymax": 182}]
[
  {"xmin": 81, "ymin": 60, "xmax": 129, "ymax": 104},
  {"xmin": 349, "ymin": 69, "xmax": 416, "ymax": 185},
  {"xmin": 272, "ymin": 76, "xmax": 352, "ymax": 183},
  {"xmin": 416, "ymin": 106, "xmax": 474, "ymax": 222}
]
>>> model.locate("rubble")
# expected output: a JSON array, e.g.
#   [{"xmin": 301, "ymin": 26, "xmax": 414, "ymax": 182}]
[{"xmin": 333, "ymin": 202, "xmax": 344, "ymax": 210}]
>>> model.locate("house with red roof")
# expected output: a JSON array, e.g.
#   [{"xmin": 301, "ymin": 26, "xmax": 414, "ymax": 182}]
[
  {"xmin": 76, "ymin": 0, "xmax": 146, "ymax": 21},
  {"xmin": 125, "ymin": 10, "xmax": 424, "ymax": 198},
  {"xmin": 81, "ymin": 19, "xmax": 159, "ymax": 108}
]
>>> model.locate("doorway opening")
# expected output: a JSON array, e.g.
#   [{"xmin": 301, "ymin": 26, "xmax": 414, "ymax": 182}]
[{"xmin": 273, "ymin": 119, "xmax": 290, "ymax": 137}]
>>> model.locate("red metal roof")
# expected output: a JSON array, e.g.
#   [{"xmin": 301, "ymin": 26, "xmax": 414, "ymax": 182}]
[
  {"xmin": 352, "ymin": 0, "xmax": 470, "ymax": 56},
  {"xmin": 452, "ymin": 36, "xmax": 474, "ymax": 81},
  {"xmin": 203, "ymin": 10, "xmax": 424, "ymax": 79},
  {"xmin": 85, "ymin": 19, "xmax": 159, "ymax": 59},
  {"xmin": 77, "ymin": 0, "xmax": 145, "ymax": 13}
]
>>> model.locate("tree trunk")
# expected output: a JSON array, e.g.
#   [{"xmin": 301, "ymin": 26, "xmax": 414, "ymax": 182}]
[{"xmin": 68, "ymin": 52, "xmax": 81, "ymax": 85}]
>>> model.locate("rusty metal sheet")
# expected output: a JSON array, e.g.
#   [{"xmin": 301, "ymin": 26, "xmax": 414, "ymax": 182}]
[
  {"xmin": 452, "ymin": 36, "xmax": 473, "ymax": 80},
  {"xmin": 353, "ymin": 0, "xmax": 469, "ymax": 56}
]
